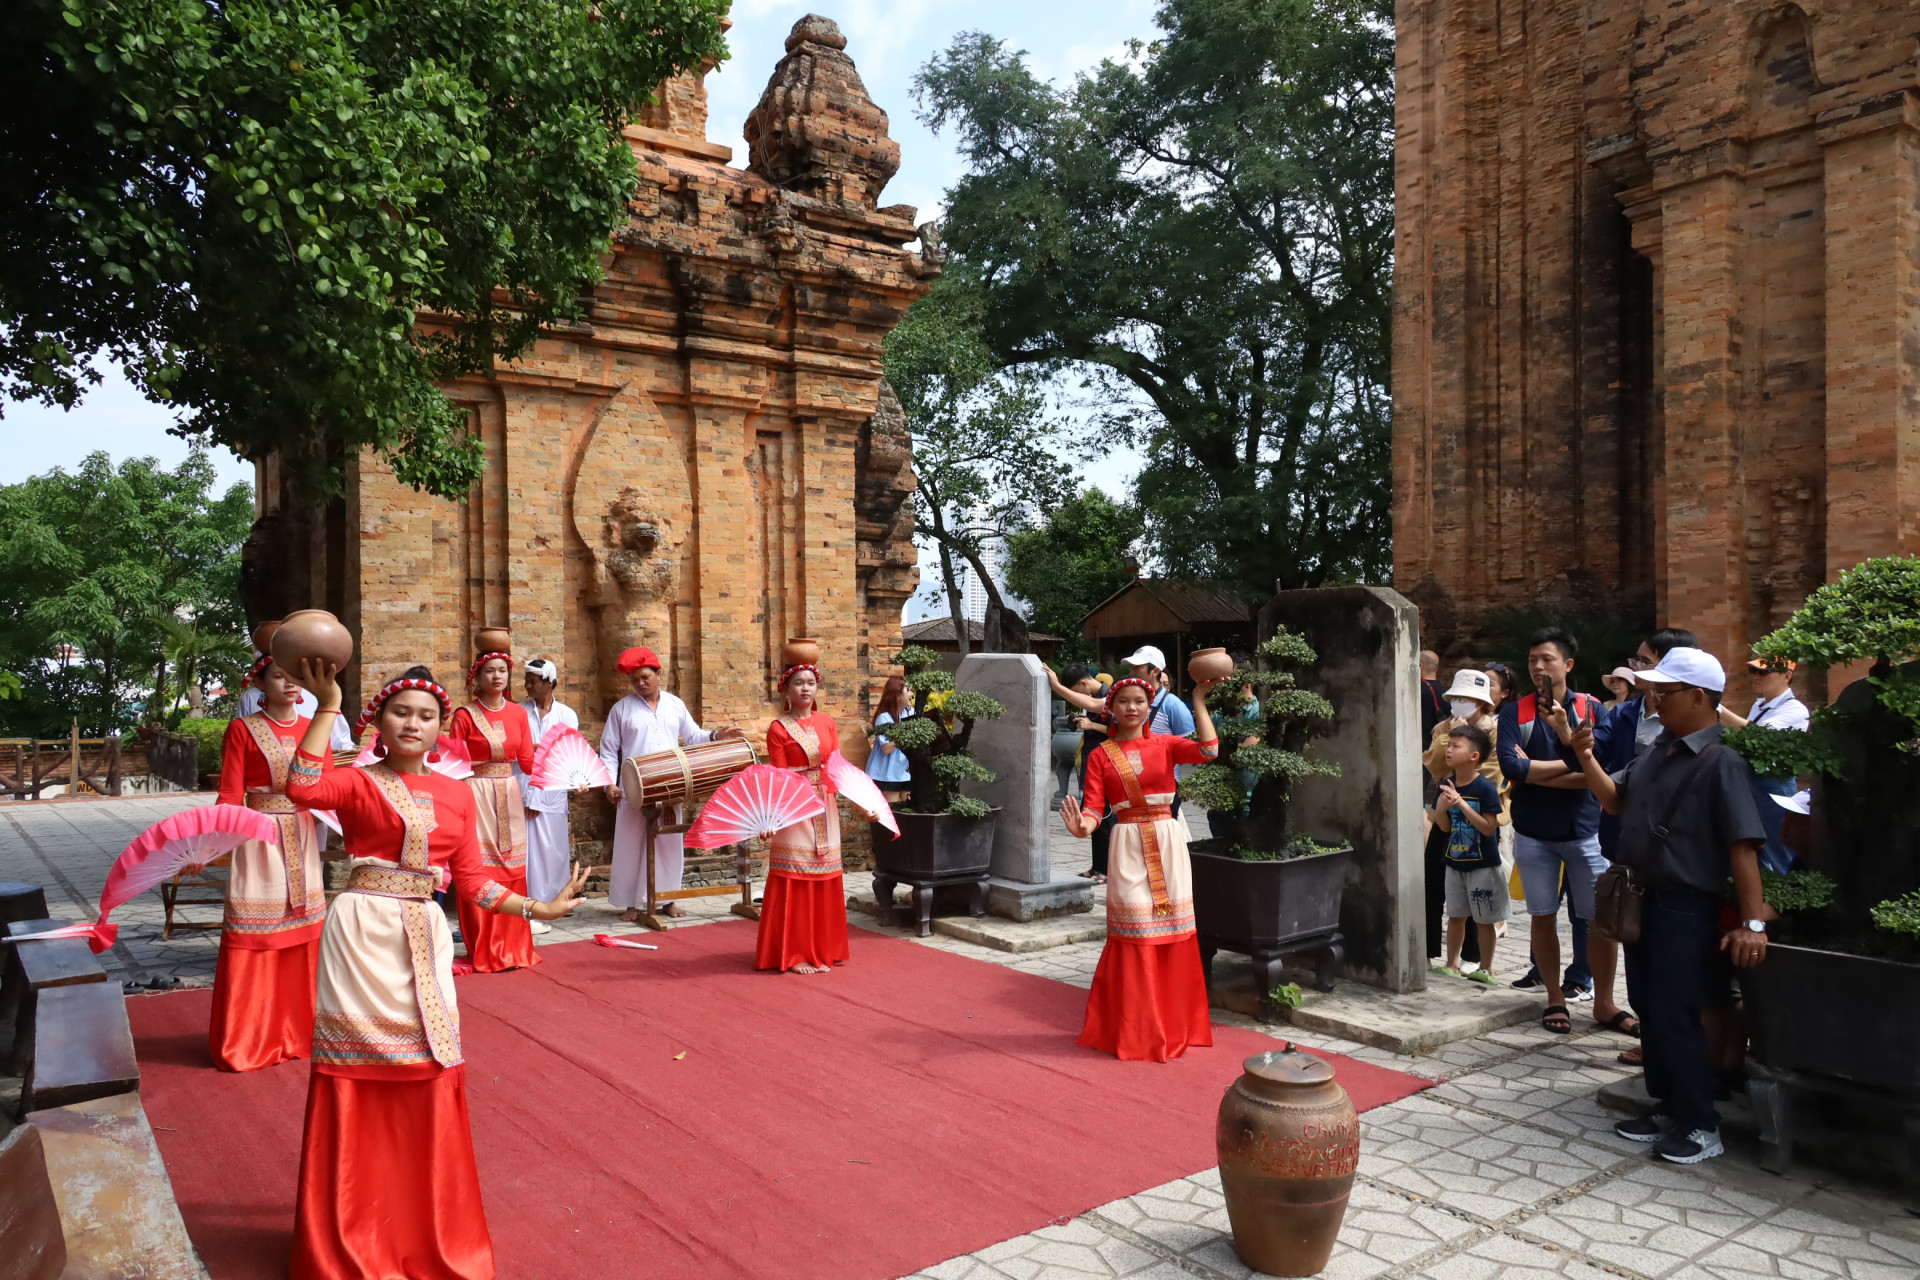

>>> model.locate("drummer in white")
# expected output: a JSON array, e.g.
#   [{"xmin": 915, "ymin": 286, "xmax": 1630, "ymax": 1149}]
[
  {"xmin": 518, "ymin": 657, "xmax": 579, "ymax": 932},
  {"xmin": 597, "ymin": 647, "xmax": 742, "ymax": 921}
]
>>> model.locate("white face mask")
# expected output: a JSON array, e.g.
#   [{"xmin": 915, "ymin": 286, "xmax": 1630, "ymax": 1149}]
[{"xmin": 1450, "ymin": 698, "xmax": 1483, "ymax": 720}]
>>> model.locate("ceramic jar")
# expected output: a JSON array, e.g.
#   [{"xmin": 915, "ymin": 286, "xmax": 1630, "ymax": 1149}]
[
  {"xmin": 271, "ymin": 610, "xmax": 354, "ymax": 672},
  {"xmin": 250, "ymin": 620, "xmax": 281, "ymax": 654},
  {"xmin": 1188, "ymin": 647, "xmax": 1235, "ymax": 683},
  {"xmin": 474, "ymin": 627, "xmax": 512, "ymax": 654},
  {"xmin": 1216, "ymin": 1045, "xmax": 1358, "ymax": 1277},
  {"xmin": 781, "ymin": 637, "xmax": 821, "ymax": 668}
]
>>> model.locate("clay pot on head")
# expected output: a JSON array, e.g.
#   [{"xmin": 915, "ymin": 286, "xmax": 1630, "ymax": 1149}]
[
  {"xmin": 271, "ymin": 610, "xmax": 355, "ymax": 675},
  {"xmin": 250, "ymin": 620, "xmax": 281, "ymax": 655},
  {"xmin": 474, "ymin": 627, "xmax": 512, "ymax": 654},
  {"xmin": 1188, "ymin": 647, "xmax": 1235, "ymax": 684},
  {"xmin": 781, "ymin": 637, "xmax": 821, "ymax": 669},
  {"xmin": 1216, "ymin": 1045, "xmax": 1358, "ymax": 1277}
]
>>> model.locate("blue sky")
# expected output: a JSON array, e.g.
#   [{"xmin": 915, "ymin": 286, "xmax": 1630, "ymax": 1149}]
[{"xmin": 0, "ymin": 0, "xmax": 1162, "ymax": 540}]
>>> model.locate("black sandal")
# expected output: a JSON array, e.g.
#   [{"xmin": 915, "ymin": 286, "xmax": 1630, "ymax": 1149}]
[
  {"xmin": 1542, "ymin": 1005, "xmax": 1572, "ymax": 1034},
  {"xmin": 1598, "ymin": 1009, "xmax": 1641, "ymax": 1038}
]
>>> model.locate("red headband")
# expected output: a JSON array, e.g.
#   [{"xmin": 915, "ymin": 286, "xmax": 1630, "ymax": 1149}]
[
  {"xmin": 243, "ymin": 653, "xmax": 275, "ymax": 688},
  {"xmin": 356, "ymin": 677, "xmax": 453, "ymax": 733},
  {"xmin": 467, "ymin": 651, "xmax": 511, "ymax": 684},
  {"xmin": 779, "ymin": 663, "xmax": 821, "ymax": 688},
  {"xmin": 1105, "ymin": 676, "xmax": 1157, "ymax": 727}
]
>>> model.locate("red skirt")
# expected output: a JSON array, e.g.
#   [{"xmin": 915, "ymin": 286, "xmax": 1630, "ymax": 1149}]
[
  {"xmin": 754, "ymin": 871, "xmax": 851, "ymax": 972},
  {"xmin": 455, "ymin": 871, "xmax": 539, "ymax": 973},
  {"xmin": 292, "ymin": 1066, "xmax": 494, "ymax": 1280},
  {"xmin": 1078, "ymin": 935, "xmax": 1214, "ymax": 1062},
  {"xmin": 208, "ymin": 933, "xmax": 319, "ymax": 1072}
]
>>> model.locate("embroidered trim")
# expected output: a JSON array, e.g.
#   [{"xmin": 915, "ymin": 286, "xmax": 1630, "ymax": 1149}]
[
  {"xmin": 1107, "ymin": 900, "xmax": 1197, "ymax": 940},
  {"xmin": 289, "ymin": 755, "xmax": 324, "ymax": 784},
  {"xmin": 355, "ymin": 677, "xmax": 453, "ymax": 734},
  {"xmin": 464, "ymin": 705, "xmax": 510, "ymax": 764},
  {"xmin": 473, "ymin": 881, "xmax": 509, "ymax": 911},
  {"xmin": 362, "ymin": 766, "xmax": 461, "ymax": 1067},
  {"xmin": 346, "ymin": 864, "xmax": 437, "ymax": 900},
  {"xmin": 240, "ymin": 716, "xmax": 309, "ymax": 910},
  {"xmin": 313, "ymin": 1010, "xmax": 448, "ymax": 1069},
  {"xmin": 470, "ymin": 761, "xmax": 514, "ymax": 778},
  {"xmin": 1102, "ymin": 739, "xmax": 1174, "ymax": 917}
]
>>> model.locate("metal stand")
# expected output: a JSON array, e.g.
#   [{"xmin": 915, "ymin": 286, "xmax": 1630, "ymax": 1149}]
[
  {"xmin": 1199, "ymin": 929, "xmax": 1345, "ymax": 998},
  {"xmin": 873, "ymin": 869, "xmax": 991, "ymax": 938},
  {"xmin": 637, "ymin": 803, "xmax": 759, "ymax": 930}
]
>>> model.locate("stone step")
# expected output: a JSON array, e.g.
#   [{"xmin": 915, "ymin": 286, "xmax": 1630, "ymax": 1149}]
[
  {"xmin": 848, "ymin": 894, "xmax": 1105, "ymax": 953},
  {"xmin": 1206, "ymin": 961, "xmax": 1543, "ymax": 1053}
]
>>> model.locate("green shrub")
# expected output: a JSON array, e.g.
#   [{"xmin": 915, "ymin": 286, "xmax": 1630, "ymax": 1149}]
[
  {"xmin": 176, "ymin": 717, "xmax": 230, "ymax": 777},
  {"xmin": 889, "ymin": 646, "xmax": 1004, "ymax": 817},
  {"xmin": 1870, "ymin": 891, "xmax": 1920, "ymax": 937},
  {"xmin": 1761, "ymin": 868, "xmax": 1836, "ymax": 914}
]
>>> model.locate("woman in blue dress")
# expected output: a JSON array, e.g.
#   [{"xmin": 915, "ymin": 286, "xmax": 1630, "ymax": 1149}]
[{"xmin": 867, "ymin": 675, "xmax": 913, "ymax": 803}]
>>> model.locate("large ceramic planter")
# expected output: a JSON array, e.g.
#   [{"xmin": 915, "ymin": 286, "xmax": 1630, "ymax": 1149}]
[
  {"xmin": 1191, "ymin": 842, "xmax": 1351, "ymax": 1000},
  {"xmin": 1743, "ymin": 943, "xmax": 1920, "ymax": 1094},
  {"xmin": 873, "ymin": 808, "xmax": 999, "ymax": 880}
]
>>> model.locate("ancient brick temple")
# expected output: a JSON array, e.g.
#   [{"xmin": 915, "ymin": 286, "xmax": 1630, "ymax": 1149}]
[
  {"xmin": 243, "ymin": 15, "xmax": 931, "ymax": 779},
  {"xmin": 1391, "ymin": 1, "xmax": 1919, "ymax": 691}
]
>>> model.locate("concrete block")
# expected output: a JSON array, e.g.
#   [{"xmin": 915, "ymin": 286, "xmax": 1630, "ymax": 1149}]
[{"xmin": 953, "ymin": 653, "xmax": 1052, "ymax": 885}]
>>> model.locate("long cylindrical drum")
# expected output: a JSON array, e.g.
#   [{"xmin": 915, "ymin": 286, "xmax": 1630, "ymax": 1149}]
[{"xmin": 620, "ymin": 739, "xmax": 759, "ymax": 809}]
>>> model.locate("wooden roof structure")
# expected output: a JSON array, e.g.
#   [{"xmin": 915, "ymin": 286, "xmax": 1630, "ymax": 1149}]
[{"xmin": 1079, "ymin": 579, "xmax": 1253, "ymax": 642}]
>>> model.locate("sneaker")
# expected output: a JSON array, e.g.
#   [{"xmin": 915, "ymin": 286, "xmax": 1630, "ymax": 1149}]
[
  {"xmin": 1655, "ymin": 1127, "xmax": 1724, "ymax": 1164},
  {"xmin": 1511, "ymin": 970, "xmax": 1545, "ymax": 990},
  {"xmin": 1466, "ymin": 969, "xmax": 1496, "ymax": 986},
  {"xmin": 1565, "ymin": 985, "xmax": 1595, "ymax": 1004},
  {"xmin": 529, "ymin": 920, "xmax": 552, "ymax": 935},
  {"xmin": 1614, "ymin": 1114, "xmax": 1671, "ymax": 1143}
]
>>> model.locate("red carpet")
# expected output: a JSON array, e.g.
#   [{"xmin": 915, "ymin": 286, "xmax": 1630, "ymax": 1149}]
[{"xmin": 128, "ymin": 922, "xmax": 1430, "ymax": 1280}]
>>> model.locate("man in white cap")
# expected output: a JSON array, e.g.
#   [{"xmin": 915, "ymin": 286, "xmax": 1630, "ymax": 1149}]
[
  {"xmin": 1568, "ymin": 646, "xmax": 1770, "ymax": 1166},
  {"xmin": 1050, "ymin": 644, "xmax": 1197, "ymax": 810},
  {"xmin": 517, "ymin": 657, "xmax": 578, "ymax": 927}
]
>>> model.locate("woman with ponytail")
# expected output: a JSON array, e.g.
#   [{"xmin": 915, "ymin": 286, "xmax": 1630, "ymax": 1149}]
[{"xmin": 284, "ymin": 659, "xmax": 587, "ymax": 1280}]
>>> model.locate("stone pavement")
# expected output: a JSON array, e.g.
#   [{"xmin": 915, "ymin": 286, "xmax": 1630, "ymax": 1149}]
[{"xmin": 5, "ymin": 795, "xmax": 1917, "ymax": 1280}]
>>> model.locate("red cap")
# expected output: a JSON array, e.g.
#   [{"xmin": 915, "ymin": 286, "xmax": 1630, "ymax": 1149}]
[{"xmin": 617, "ymin": 647, "xmax": 662, "ymax": 674}]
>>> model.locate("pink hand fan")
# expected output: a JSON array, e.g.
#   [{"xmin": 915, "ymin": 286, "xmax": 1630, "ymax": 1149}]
[
  {"xmin": 593, "ymin": 934, "xmax": 660, "ymax": 951},
  {"xmin": 9, "ymin": 804, "xmax": 282, "ymax": 954},
  {"xmin": 530, "ymin": 725, "xmax": 614, "ymax": 791},
  {"xmin": 684, "ymin": 764, "xmax": 825, "ymax": 850},
  {"xmin": 827, "ymin": 754, "xmax": 898, "ymax": 837},
  {"xmin": 353, "ymin": 737, "xmax": 474, "ymax": 780}
]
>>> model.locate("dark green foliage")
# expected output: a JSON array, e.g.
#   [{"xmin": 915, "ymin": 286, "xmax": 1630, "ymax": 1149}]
[
  {"xmin": 0, "ymin": 451, "xmax": 251, "ymax": 735},
  {"xmin": 1753, "ymin": 556, "xmax": 1920, "ymax": 740},
  {"xmin": 2, "ymin": 0, "xmax": 727, "ymax": 499},
  {"xmin": 890, "ymin": 646, "xmax": 1005, "ymax": 816},
  {"xmin": 1871, "ymin": 892, "xmax": 1920, "ymax": 937},
  {"xmin": 1003, "ymin": 490, "xmax": 1145, "ymax": 659},
  {"xmin": 1724, "ymin": 722, "xmax": 1847, "ymax": 781},
  {"xmin": 177, "ymin": 716, "xmax": 230, "ymax": 776},
  {"xmin": 1761, "ymin": 868, "xmax": 1836, "ymax": 915},
  {"xmin": 914, "ymin": 0, "xmax": 1395, "ymax": 598}
]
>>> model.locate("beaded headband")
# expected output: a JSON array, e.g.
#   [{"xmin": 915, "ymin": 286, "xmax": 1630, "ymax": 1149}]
[
  {"xmin": 356, "ymin": 677, "xmax": 453, "ymax": 733},
  {"xmin": 467, "ymin": 651, "xmax": 512, "ymax": 684},
  {"xmin": 243, "ymin": 653, "xmax": 275, "ymax": 688},
  {"xmin": 779, "ymin": 663, "xmax": 821, "ymax": 689},
  {"xmin": 1105, "ymin": 676, "xmax": 1157, "ymax": 725}
]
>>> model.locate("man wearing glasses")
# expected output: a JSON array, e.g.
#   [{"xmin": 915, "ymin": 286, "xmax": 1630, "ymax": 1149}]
[{"xmin": 1718, "ymin": 658, "xmax": 1809, "ymax": 871}]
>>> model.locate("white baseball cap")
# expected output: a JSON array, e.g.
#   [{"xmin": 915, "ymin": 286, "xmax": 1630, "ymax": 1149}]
[
  {"xmin": 1635, "ymin": 646, "xmax": 1727, "ymax": 693},
  {"xmin": 1771, "ymin": 789, "xmax": 1811, "ymax": 816},
  {"xmin": 1122, "ymin": 645, "xmax": 1167, "ymax": 670},
  {"xmin": 1442, "ymin": 669, "xmax": 1495, "ymax": 706}
]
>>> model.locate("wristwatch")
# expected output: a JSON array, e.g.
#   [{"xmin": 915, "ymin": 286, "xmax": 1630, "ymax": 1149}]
[{"xmin": 1743, "ymin": 919, "xmax": 1767, "ymax": 934}]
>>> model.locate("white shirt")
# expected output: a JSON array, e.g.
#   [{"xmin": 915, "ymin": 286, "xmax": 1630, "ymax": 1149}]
[
  {"xmin": 238, "ymin": 685, "xmax": 355, "ymax": 752},
  {"xmin": 518, "ymin": 697, "xmax": 579, "ymax": 813},
  {"xmin": 1749, "ymin": 691, "xmax": 1810, "ymax": 732},
  {"xmin": 597, "ymin": 691, "xmax": 714, "ymax": 804}
]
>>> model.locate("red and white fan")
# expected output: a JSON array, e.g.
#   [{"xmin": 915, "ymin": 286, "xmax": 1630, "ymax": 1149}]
[
  {"xmin": 684, "ymin": 765, "xmax": 825, "ymax": 850},
  {"xmin": 827, "ymin": 754, "xmax": 898, "ymax": 837},
  {"xmin": 529, "ymin": 725, "xmax": 614, "ymax": 791},
  {"xmin": 353, "ymin": 737, "xmax": 474, "ymax": 780},
  {"xmin": 7, "ymin": 804, "xmax": 281, "ymax": 954}
]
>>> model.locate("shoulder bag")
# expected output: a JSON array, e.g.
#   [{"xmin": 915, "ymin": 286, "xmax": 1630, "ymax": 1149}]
[{"xmin": 1591, "ymin": 743, "xmax": 1723, "ymax": 944}]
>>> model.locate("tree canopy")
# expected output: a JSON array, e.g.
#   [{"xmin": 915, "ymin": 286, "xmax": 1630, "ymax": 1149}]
[
  {"xmin": 2, "ymin": 0, "xmax": 728, "ymax": 499},
  {"xmin": 884, "ymin": 267, "xmax": 1080, "ymax": 655},
  {"xmin": 1004, "ymin": 489, "xmax": 1145, "ymax": 661},
  {"xmin": 914, "ymin": 0, "xmax": 1394, "ymax": 598},
  {"xmin": 0, "ymin": 451, "xmax": 252, "ymax": 735}
]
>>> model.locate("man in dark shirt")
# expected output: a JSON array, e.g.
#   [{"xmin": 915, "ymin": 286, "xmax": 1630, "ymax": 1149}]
[{"xmin": 1572, "ymin": 646, "xmax": 1770, "ymax": 1165}]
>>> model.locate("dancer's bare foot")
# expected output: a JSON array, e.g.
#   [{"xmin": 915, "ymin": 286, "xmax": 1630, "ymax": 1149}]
[
  {"xmin": 792, "ymin": 962, "xmax": 826, "ymax": 974},
  {"xmin": 619, "ymin": 908, "xmax": 641, "ymax": 924},
  {"xmin": 661, "ymin": 902, "xmax": 684, "ymax": 918}
]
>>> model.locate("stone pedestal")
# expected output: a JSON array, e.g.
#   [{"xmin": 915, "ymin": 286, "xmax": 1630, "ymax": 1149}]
[{"xmin": 954, "ymin": 654, "xmax": 1094, "ymax": 920}]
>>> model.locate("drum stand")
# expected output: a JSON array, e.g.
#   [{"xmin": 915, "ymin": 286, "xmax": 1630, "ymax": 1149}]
[{"xmin": 639, "ymin": 802, "xmax": 761, "ymax": 930}]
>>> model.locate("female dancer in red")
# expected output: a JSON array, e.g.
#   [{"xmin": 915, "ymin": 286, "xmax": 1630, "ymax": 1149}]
[
  {"xmin": 755, "ymin": 662, "xmax": 852, "ymax": 973},
  {"xmin": 207, "ymin": 656, "xmax": 330, "ymax": 1071},
  {"xmin": 447, "ymin": 645, "xmax": 538, "ymax": 971},
  {"xmin": 1059, "ymin": 674, "xmax": 1223, "ymax": 1061},
  {"xmin": 285, "ymin": 660, "xmax": 587, "ymax": 1280}
]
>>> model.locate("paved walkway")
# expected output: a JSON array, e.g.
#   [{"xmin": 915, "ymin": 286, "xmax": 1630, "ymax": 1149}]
[{"xmin": 4, "ymin": 795, "xmax": 1916, "ymax": 1280}]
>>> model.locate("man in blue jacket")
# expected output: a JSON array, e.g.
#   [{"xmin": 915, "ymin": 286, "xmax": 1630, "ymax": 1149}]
[{"xmin": 1497, "ymin": 627, "xmax": 1626, "ymax": 1035}]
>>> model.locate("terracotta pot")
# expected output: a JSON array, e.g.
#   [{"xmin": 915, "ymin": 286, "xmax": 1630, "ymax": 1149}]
[
  {"xmin": 250, "ymin": 620, "xmax": 281, "ymax": 654},
  {"xmin": 780, "ymin": 637, "xmax": 821, "ymax": 669},
  {"xmin": 474, "ymin": 627, "xmax": 512, "ymax": 654},
  {"xmin": 271, "ymin": 610, "xmax": 355, "ymax": 674},
  {"xmin": 1216, "ymin": 1044, "xmax": 1358, "ymax": 1277},
  {"xmin": 1188, "ymin": 647, "xmax": 1235, "ymax": 683}
]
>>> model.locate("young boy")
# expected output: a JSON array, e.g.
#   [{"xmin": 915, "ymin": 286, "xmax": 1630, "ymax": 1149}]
[{"xmin": 1430, "ymin": 724, "xmax": 1507, "ymax": 983}]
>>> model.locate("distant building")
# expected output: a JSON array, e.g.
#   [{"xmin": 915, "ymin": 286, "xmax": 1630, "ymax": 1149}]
[
  {"xmin": 1080, "ymin": 580, "xmax": 1254, "ymax": 691},
  {"xmin": 899, "ymin": 617, "xmax": 1061, "ymax": 672}
]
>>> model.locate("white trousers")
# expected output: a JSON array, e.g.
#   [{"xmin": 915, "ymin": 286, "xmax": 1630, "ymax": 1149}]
[
  {"xmin": 525, "ymin": 808, "xmax": 572, "ymax": 904},
  {"xmin": 609, "ymin": 803, "xmax": 683, "ymax": 909}
]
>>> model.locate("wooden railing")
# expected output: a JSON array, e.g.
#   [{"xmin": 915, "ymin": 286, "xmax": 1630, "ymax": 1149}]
[{"xmin": 0, "ymin": 725, "xmax": 154, "ymax": 800}]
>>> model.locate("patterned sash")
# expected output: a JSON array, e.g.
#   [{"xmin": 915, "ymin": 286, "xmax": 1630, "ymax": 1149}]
[
  {"xmin": 1101, "ymin": 739, "xmax": 1174, "ymax": 917},
  {"xmin": 241, "ymin": 713, "xmax": 308, "ymax": 910},
  {"xmin": 465, "ymin": 705, "xmax": 519, "ymax": 864},
  {"xmin": 775, "ymin": 716, "xmax": 836, "ymax": 872},
  {"xmin": 361, "ymin": 765, "xmax": 462, "ymax": 1067},
  {"xmin": 468, "ymin": 704, "xmax": 509, "ymax": 762}
]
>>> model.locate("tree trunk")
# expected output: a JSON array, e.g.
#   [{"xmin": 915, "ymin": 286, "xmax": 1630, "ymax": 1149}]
[
  {"xmin": 930, "ymin": 506, "xmax": 970, "ymax": 658},
  {"xmin": 956, "ymin": 540, "xmax": 1029, "ymax": 655}
]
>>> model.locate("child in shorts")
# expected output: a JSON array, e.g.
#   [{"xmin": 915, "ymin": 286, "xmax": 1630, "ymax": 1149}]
[{"xmin": 1430, "ymin": 724, "xmax": 1507, "ymax": 983}]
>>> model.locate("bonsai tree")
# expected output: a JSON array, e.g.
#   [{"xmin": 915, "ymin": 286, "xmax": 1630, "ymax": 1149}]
[
  {"xmin": 1178, "ymin": 627, "xmax": 1341, "ymax": 857},
  {"xmin": 881, "ymin": 645, "xmax": 1005, "ymax": 818},
  {"xmin": 1725, "ymin": 556, "xmax": 1920, "ymax": 953}
]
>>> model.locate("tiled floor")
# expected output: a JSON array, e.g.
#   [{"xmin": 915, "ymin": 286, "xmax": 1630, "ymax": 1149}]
[{"xmin": 4, "ymin": 795, "xmax": 1915, "ymax": 1280}]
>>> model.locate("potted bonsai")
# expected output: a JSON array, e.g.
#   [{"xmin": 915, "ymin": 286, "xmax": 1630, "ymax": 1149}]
[
  {"xmin": 870, "ymin": 644, "xmax": 1005, "ymax": 880},
  {"xmin": 1179, "ymin": 627, "xmax": 1350, "ymax": 1003},
  {"xmin": 1723, "ymin": 556, "xmax": 1920, "ymax": 1111}
]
